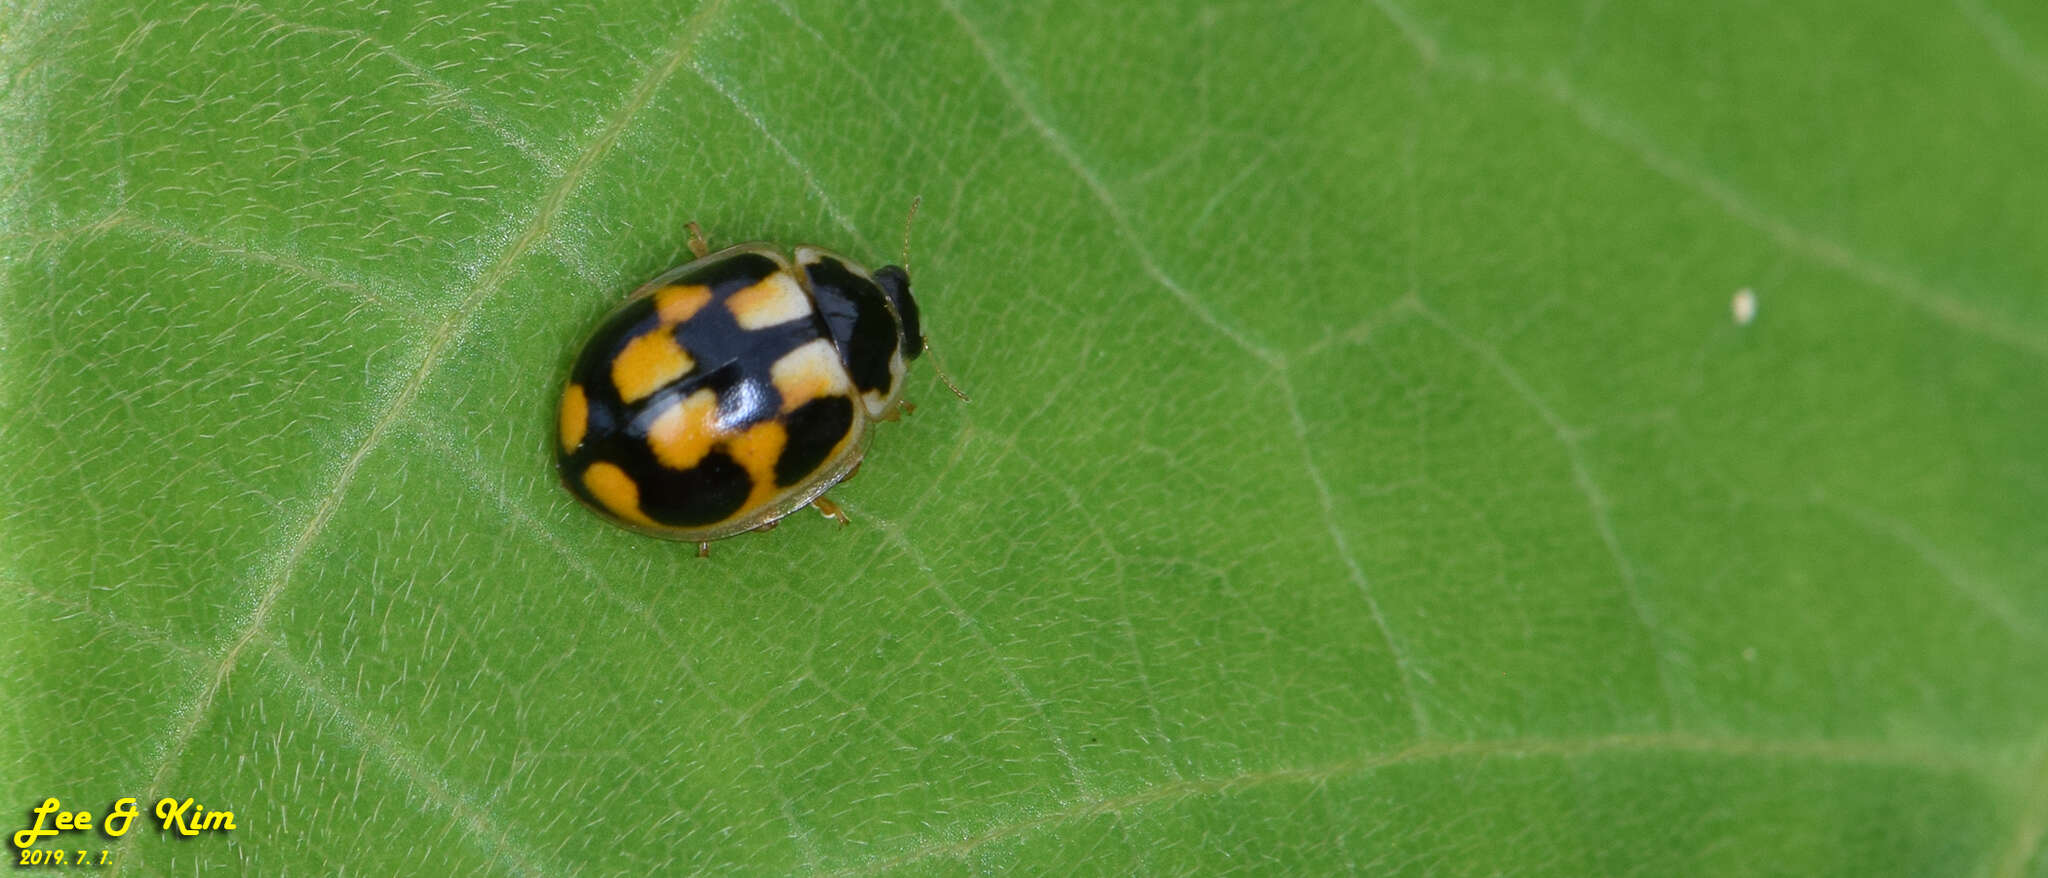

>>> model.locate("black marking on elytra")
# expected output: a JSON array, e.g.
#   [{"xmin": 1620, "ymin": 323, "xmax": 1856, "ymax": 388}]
[
  {"xmin": 636, "ymin": 450, "xmax": 754, "ymax": 526},
  {"xmin": 568, "ymin": 295, "xmax": 657, "ymax": 412},
  {"xmin": 671, "ymin": 251, "xmax": 783, "ymax": 295},
  {"xmin": 775, "ymin": 395, "xmax": 855, "ymax": 487},
  {"xmin": 579, "ymin": 386, "xmax": 616, "ymax": 450},
  {"xmin": 804, "ymin": 255, "xmax": 901, "ymax": 394},
  {"xmin": 873, "ymin": 265, "xmax": 922, "ymax": 359},
  {"xmin": 670, "ymin": 299, "xmax": 824, "ymax": 413}
]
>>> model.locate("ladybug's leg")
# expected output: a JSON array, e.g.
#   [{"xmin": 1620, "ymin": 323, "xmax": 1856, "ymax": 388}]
[
  {"xmin": 842, "ymin": 460, "xmax": 862, "ymax": 482},
  {"xmin": 877, "ymin": 401, "xmax": 912, "ymax": 423},
  {"xmin": 812, "ymin": 496, "xmax": 852, "ymax": 528},
  {"xmin": 696, "ymin": 541, "xmax": 711, "ymax": 559},
  {"xmin": 753, "ymin": 519, "xmax": 780, "ymax": 533},
  {"xmin": 685, "ymin": 222, "xmax": 710, "ymax": 259}
]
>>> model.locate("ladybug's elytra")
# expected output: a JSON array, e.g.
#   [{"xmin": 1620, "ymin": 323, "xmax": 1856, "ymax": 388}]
[{"xmin": 554, "ymin": 216, "xmax": 958, "ymax": 556}]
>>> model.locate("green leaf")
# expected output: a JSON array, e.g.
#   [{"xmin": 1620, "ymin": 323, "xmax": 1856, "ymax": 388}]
[{"xmin": 5, "ymin": 0, "xmax": 2046, "ymax": 873}]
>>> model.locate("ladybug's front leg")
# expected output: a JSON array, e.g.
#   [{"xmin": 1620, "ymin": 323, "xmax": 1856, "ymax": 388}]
[{"xmin": 877, "ymin": 400, "xmax": 915, "ymax": 423}]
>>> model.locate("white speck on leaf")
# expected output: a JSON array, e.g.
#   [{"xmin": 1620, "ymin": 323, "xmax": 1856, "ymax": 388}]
[{"xmin": 1733, "ymin": 288, "xmax": 1758, "ymax": 326}]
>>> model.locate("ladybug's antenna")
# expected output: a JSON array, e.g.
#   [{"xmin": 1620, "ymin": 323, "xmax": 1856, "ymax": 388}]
[
  {"xmin": 899, "ymin": 195, "xmax": 921, "ymax": 274},
  {"xmin": 921, "ymin": 335, "xmax": 972, "ymax": 403},
  {"xmin": 895, "ymin": 194, "xmax": 967, "ymax": 403}
]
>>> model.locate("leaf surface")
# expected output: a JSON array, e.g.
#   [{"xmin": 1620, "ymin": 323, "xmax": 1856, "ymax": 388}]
[{"xmin": 4, "ymin": 0, "xmax": 2047, "ymax": 874}]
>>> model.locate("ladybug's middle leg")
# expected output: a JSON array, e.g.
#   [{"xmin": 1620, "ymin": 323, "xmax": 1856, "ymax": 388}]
[{"xmin": 812, "ymin": 496, "xmax": 852, "ymax": 528}]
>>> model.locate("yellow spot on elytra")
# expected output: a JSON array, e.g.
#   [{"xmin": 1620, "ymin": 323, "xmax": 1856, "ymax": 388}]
[
  {"xmin": 645, "ymin": 388, "xmax": 720, "ymax": 470},
  {"xmin": 582, "ymin": 461, "xmax": 657, "ymax": 527},
  {"xmin": 656, "ymin": 285, "xmax": 713, "ymax": 323},
  {"xmin": 612, "ymin": 329, "xmax": 694, "ymax": 403},
  {"xmin": 726, "ymin": 272, "xmax": 813, "ymax": 329},
  {"xmin": 771, "ymin": 339, "xmax": 851, "ymax": 412},
  {"xmin": 558, "ymin": 383, "xmax": 589, "ymax": 452},
  {"xmin": 724, "ymin": 420, "xmax": 788, "ymax": 510}
]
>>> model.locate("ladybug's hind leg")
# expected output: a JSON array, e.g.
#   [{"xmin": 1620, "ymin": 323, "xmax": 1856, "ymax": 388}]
[
  {"xmin": 685, "ymin": 222, "xmax": 710, "ymax": 259},
  {"xmin": 812, "ymin": 496, "xmax": 852, "ymax": 528}
]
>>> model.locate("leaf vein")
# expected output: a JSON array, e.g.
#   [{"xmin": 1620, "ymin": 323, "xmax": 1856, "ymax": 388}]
[
  {"xmin": 106, "ymin": 5, "xmax": 731, "ymax": 872},
  {"xmin": 1813, "ymin": 491, "xmax": 2048, "ymax": 644},
  {"xmin": 261, "ymin": 640, "xmax": 574, "ymax": 877},
  {"xmin": 7, "ymin": 211, "xmax": 421, "ymax": 322},
  {"xmin": 1408, "ymin": 297, "xmax": 1682, "ymax": 723},
  {"xmin": 973, "ymin": 428, "xmax": 1185, "ymax": 777},
  {"xmin": 1367, "ymin": 0, "xmax": 2048, "ymax": 360},
  {"xmin": 206, "ymin": 1, "xmax": 567, "ymax": 173},
  {"xmin": 421, "ymin": 420, "xmax": 835, "ymax": 869},
  {"xmin": 859, "ymin": 505, "xmax": 1097, "ymax": 796},
  {"xmin": 936, "ymin": 0, "xmax": 1284, "ymax": 368},
  {"xmin": 4, "ymin": 577, "xmax": 209, "ymax": 663},
  {"xmin": 818, "ymin": 732, "xmax": 1992, "ymax": 877},
  {"xmin": 1532, "ymin": 72, "xmax": 2048, "ymax": 360},
  {"xmin": 688, "ymin": 66, "xmax": 872, "ymax": 252},
  {"xmin": 1277, "ymin": 366, "xmax": 1431, "ymax": 738},
  {"xmin": 1955, "ymin": 0, "xmax": 2048, "ymax": 93},
  {"xmin": 1995, "ymin": 735, "xmax": 2048, "ymax": 878}
]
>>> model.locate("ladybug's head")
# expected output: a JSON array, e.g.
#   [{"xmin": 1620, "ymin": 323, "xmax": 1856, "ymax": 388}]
[{"xmin": 871, "ymin": 265, "xmax": 923, "ymax": 360}]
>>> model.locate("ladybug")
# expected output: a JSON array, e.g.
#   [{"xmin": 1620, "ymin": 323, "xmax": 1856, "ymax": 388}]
[{"xmin": 554, "ymin": 217, "xmax": 960, "ymax": 556}]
